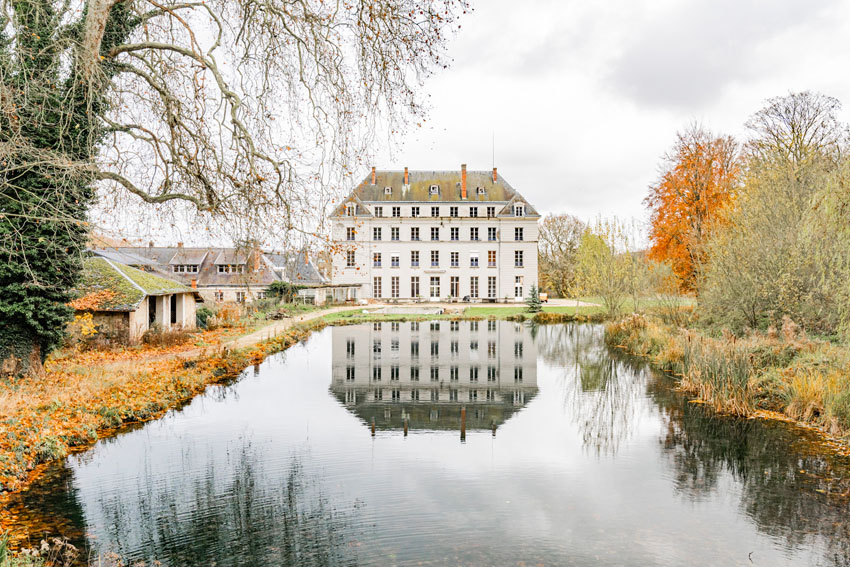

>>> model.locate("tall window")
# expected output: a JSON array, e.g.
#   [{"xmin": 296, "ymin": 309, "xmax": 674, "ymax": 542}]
[
  {"xmin": 515, "ymin": 250, "xmax": 524, "ymax": 267},
  {"xmin": 450, "ymin": 227, "xmax": 459, "ymax": 241},
  {"xmin": 470, "ymin": 227, "xmax": 479, "ymax": 241},
  {"xmin": 346, "ymin": 227, "xmax": 355, "ymax": 241},
  {"xmin": 469, "ymin": 207, "xmax": 478, "ymax": 218},
  {"xmin": 391, "ymin": 365, "xmax": 399, "ymax": 380},
  {"xmin": 346, "ymin": 339, "xmax": 355, "ymax": 358},
  {"xmin": 515, "ymin": 275, "xmax": 524, "ymax": 298},
  {"xmin": 488, "ymin": 250, "xmax": 497, "ymax": 267},
  {"xmin": 431, "ymin": 366, "xmax": 440, "ymax": 381},
  {"xmin": 470, "ymin": 253, "xmax": 479, "ymax": 268},
  {"xmin": 431, "ymin": 227, "xmax": 440, "ymax": 241},
  {"xmin": 430, "ymin": 340, "xmax": 439, "ymax": 357},
  {"xmin": 488, "ymin": 276, "xmax": 497, "ymax": 298},
  {"xmin": 450, "ymin": 206, "xmax": 458, "ymax": 217},
  {"xmin": 430, "ymin": 250, "xmax": 439, "ymax": 267},
  {"xmin": 430, "ymin": 276, "xmax": 440, "ymax": 298},
  {"xmin": 488, "ymin": 227, "xmax": 497, "ymax": 241},
  {"xmin": 373, "ymin": 366, "xmax": 381, "ymax": 381},
  {"xmin": 374, "ymin": 206, "xmax": 383, "ymax": 217},
  {"xmin": 411, "ymin": 276, "xmax": 420, "ymax": 298},
  {"xmin": 469, "ymin": 366, "xmax": 479, "ymax": 382},
  {"xmin": 373, "ymin": 227, "xmax": 381, "ymax": 240},
  {"xmin": 515, "ymin": 341, "xmax": 524, "ymax": 358},
  {"xmin": 411, "ymin": 250, "xmax": 419, "ymax": 267},
  {"xmin": 451, "ymin": 251, "xmax": 459, "ymax": 267},
  {"xmin": 346, "ymin": 250, "xmax": 355, "ymax": 267},
  {"xmin": 373, "ymin": 252, "xmax": 382, "ymax": 267},
  {"xmin": 408, "ymin": 367, "xmax": 417, "ymax": 381},
  {"xmin": 391, "ymin": 227, "xmax": 399, "ymax": 241},
  {"xmin": 488, "ymin": 366, "xmax": 497, "ymax": 381},
  {"xmin": 391, "ymin": 276, "xmax": 399, "ymax": 298},
  {"xmin": 411, "ymin": 206, "xmax": 420, "ymax": 218},
  {"xmin": 391, "ymin": 254, "xmax": 400, "ymax": 268},
  {"xmin": 411, "ymin": 227, "xmax": 420, "ymax": 241},
  {"xmin": 450, "ymin": 276, "xmax": 459, "ymax": 297},
  {"xmin": 431, "ymin": 206, "xmax": 440, "ymax": 217},
  {"xmin": 470, "ymin": 276, "xmax": 479, "ymax": 298},
  {"xmin": 514, "ymin": 367, "xmax": 523, "ymax": 382},
  {"xmin": 411, "ymin": 340, "xmax": 419, "ymax": 358},
  {"xmin": 373, "ymin": 276, "xmax": 382, "ymax": 298},
  {"xmin": 450, "ymin": 366, "xmax": 459, "ymax": 381},
  {"xmin": 392, "ymin": 206, "xmax": 401, "ymax": 217},
  {"xmin": 515, "ymin": 227, "xmax": 524, "ymax": 241},
  {"xmin": 487, "ymin": 206, "xmax": 496, "ymax": 218}
]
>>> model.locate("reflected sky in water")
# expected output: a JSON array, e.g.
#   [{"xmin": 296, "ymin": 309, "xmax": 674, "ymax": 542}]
[{"xmin": 8, "ymin": 322, "xmax": 850, "ymax": 566}]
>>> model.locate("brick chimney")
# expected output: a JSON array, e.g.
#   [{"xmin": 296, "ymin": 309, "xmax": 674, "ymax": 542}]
[
  {"xmin": 371, "ymin": 166, "xmax": 376, "ymax": 185},
  {"xmin": 177, "ymin": 242, "xmax": 183, "ymax": 248},
  {"xmin": 191, "ymin": 278, "xmax": 197, "ymax": 289},
  {"xmin": 492, "ymin": 167, "xmax": 497, "ymax": 183},
  {"xmin": 461, "ymin": 164, "xmax": 467, "ymax": 199},
  {"xmin": 404, "ymin": 167, "xmax": 409, "ymax": 185}
]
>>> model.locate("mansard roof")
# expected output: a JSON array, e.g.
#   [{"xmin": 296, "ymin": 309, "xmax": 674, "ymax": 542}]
[{"xmin": 333, "ymin": 168, "xmax": 539, "ymax": 216}]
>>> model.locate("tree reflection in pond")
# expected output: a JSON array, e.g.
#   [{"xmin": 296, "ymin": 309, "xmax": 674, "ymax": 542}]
[
  {"xmin": 647, "ymin": 373, "xmax": 850, "ymax": 565},
  {"xmin": 534, "ymin": 323, "xmax": 647, "ymax": 456}
]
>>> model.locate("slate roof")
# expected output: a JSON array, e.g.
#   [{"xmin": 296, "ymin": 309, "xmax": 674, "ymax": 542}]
[
  {"xmin": 74, "ymin": 257, "xmax": 193, "ymax": 311},
  {"xmin": 265, "ymin": 251, "xmax": 328, "ymax": 286},
  {"xmin": 88, "ymin": 248, "xmax": 159, "ymax": 268},
  {"xmin": 113, "ymin": 247, "xmax": 281, "ymax": 287},
  {"xmin": 168, "ymin": 249, "xmax": 209, "ymax": 265},
  {"xmin": 333, "ymin": 169, "xmax": 540, "ymax": 216}
]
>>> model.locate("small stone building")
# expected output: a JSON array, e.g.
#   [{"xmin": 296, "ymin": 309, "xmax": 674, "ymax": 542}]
[{"xmin": 71, "ymin": 257, "xmax": 201, "ymax": 343}]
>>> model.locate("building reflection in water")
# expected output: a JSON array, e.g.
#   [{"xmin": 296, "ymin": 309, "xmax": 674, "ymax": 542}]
[{"xmin": 330, "ymin": 320, "xmax": 538, "ymax": 434}]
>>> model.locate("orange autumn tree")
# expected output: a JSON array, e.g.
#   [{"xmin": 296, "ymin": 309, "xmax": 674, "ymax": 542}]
[{"xmin": 646, "ymin": 125, "xmax": 740, "ymax": 292}]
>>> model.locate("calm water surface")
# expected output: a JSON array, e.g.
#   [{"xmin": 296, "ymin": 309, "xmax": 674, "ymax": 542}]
[{"xmin": 9, "ymin": 322, "xmax": 850, "ymax": 566}]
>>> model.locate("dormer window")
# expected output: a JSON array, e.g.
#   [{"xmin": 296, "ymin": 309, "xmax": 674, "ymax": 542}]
[
  {"xmin": 514, "ymin": 204, "xmax": 525, "ymax": 217},
  {"xmin": 429, "ymin": 184, "xmax": 440, "ymax": 195},
  {"xmin": 384, "ymin": 186, "xmax": 393, "ymax": 195},
  {"xmin": 345, "ymin": 203, "xmax": 355, "ymax": 216},
  {"xmin": 476, "ymin": 186, "xmax": 485, "ymax": 195}
]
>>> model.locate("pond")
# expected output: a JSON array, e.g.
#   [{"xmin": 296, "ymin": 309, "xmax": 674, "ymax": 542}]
[{"xmin": 7, "ymin": 321, "xmax": 850, "ymax": 566}]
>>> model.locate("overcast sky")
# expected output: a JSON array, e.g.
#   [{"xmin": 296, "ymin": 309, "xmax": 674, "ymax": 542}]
[{"xmin": 375, "ymin": 0, "xmax": 850, "ymax": 226}]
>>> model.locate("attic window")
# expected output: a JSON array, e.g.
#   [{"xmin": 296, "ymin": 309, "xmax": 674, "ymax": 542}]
[
  {"xmin": 429, "ymin": 184, "xmax": 440, "ymax": 195},
  {"xmin": 476, "ymin": 186, "xmax": 485, "ymax": 195},
  {"xmin": 345, "ymin": 203, "xmax": 355, "ymax": 216},
  {"xmin": 384, "ymin": 186, "xmax": 392, "ymax": 195}
]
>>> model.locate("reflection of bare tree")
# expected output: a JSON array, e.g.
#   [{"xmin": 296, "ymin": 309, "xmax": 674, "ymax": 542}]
[
  {"xmin": 89, "ymin": 444, "xmax": 360, "ymax": 567},
  {"xmin": 647, "ymin": 370, "xmax": 850, "ymax": 566},
  {"xmin": 535, "ymin": 324, "xmax": 647, "ymax": 456}
]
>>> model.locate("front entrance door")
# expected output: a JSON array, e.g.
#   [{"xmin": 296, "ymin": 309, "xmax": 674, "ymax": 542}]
[{"xmin": 429, "ymin": 277, "xmax": 440, "ymax": 301}]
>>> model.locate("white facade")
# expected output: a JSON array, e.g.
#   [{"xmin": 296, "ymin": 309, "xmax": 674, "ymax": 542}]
[
  {"xmin": 330, "ymin": 168, "xmax": 540, "ymax": 302},
  {"xmin": 330, "ymin": 320, "xmax": 538, "ymax": 431}
]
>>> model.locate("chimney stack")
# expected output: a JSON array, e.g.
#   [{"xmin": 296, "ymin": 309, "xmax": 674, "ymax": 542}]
[
  {"xmin": 177, "ymin": 242, "xmax": 183, "ymax": 248},
  {"xmin": 461, "ymin": 164, "xmax": 467, "ymax": 199},
  {"xmin": 191, "ymin": 278, "xmax": 197, "ymax": 289},
  {"xmin": 404, "ymin": 167, "xmax": 409, "ymax": 185},
  {"xmin": 492, "ymin": 167, "xmax": 498, "ymax": 183},
  {"xmin": 371, "ymin": 166, "xmax": 376, "ymax": 185}
]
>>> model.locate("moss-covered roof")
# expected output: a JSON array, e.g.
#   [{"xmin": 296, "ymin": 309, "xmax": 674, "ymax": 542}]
[{"xmin": 74, "ymin": 257, "xmax": 192, "ymax": 311}]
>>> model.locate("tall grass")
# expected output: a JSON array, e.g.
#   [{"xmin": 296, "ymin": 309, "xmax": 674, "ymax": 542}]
[{"xmin": 605, "ymin": 313, "xmax": 850, "ymax": 436}]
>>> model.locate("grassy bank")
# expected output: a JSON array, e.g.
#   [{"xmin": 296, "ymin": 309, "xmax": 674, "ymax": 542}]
[{"xmin": 605, "ymin": 313, "xmax": 850, "ymax": 445}]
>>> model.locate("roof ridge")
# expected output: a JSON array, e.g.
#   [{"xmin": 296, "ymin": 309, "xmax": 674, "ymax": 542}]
[{"xmin": 104, "ymin": 257, "xmax": 147, "ymax": 296}]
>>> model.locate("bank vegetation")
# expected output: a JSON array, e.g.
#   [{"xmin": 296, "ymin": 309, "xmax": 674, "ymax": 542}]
[{"xmin": 599, "ymin": 91, "xmax": 850, "ymax": 444}]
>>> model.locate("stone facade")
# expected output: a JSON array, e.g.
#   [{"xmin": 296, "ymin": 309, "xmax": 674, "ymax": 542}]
[{"xmin": 330, "ymin": 166, "xmax": 540, "ymax": 302}]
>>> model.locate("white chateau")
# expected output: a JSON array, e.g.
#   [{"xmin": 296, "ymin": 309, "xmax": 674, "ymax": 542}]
[{"xmin": 330, "ymin": 165, "xmax": 540, "ymax": 301}]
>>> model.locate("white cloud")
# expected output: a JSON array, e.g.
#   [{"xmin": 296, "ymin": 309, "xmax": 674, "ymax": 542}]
[{"xmin": 376, "ymin": 0, "xmax": 850, "ymax": 227}]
